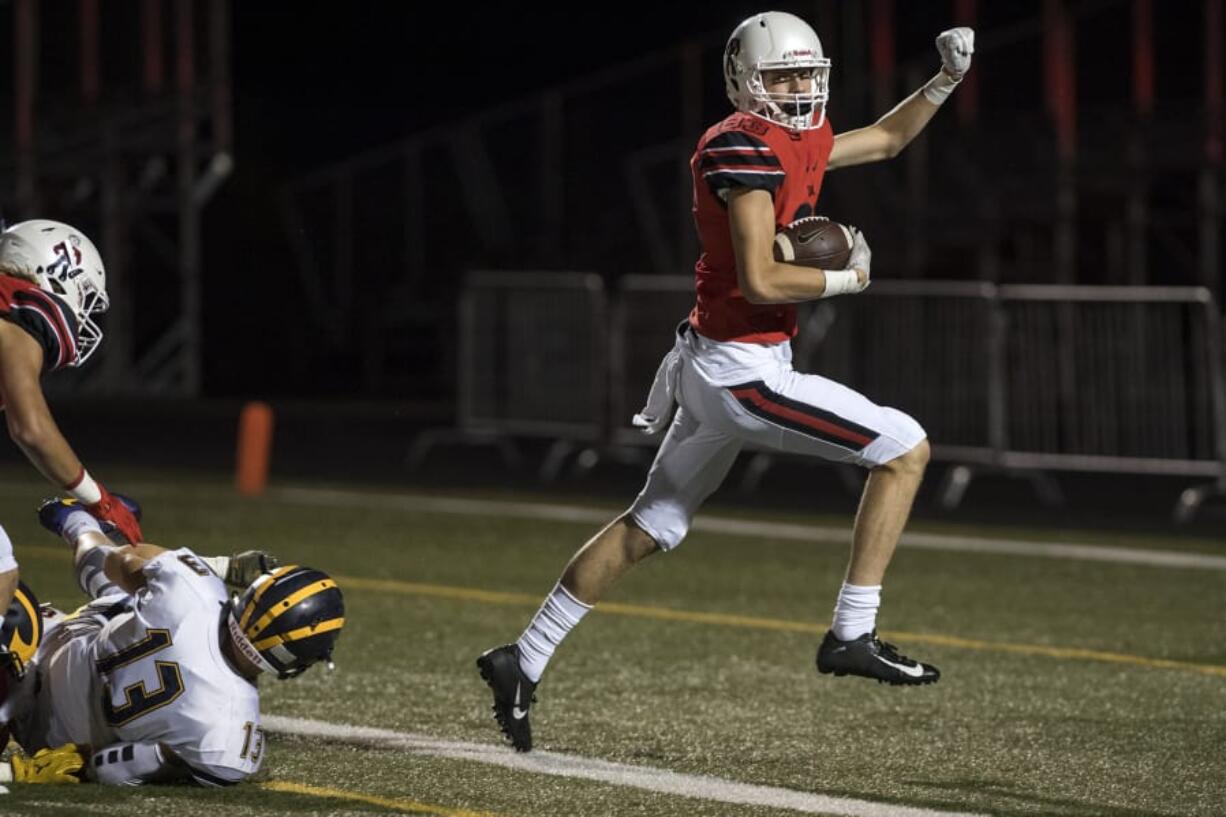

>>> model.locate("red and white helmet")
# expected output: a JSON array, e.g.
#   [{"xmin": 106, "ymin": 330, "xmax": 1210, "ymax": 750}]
[
  {"xmin": 723, "ymin": 11, "xmax": 831, "ymax": 131},
  {"xmin": 0, "ymin": 219, "xmax": 109, "ymax": 365}
]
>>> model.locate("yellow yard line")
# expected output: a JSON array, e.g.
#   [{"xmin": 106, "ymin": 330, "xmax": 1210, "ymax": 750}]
[
  {"xmin": 20, "ymin": 547, "xmax": 1224, "ymax": 678},
  {"xmin": 260, "ymin": 779, "xmax": 501, "ymax": 817},
  {"xmin": 337, "ymin": 574, "xmax": 1226, "ymax": 679}
]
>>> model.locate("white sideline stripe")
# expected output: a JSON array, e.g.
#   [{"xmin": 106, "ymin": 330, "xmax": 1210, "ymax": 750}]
[
  {"xmin": 264, "ymin": 715, "xmax": 984, "ymax": 817},
  {"xmin": 269, "ymin": 487, "xmax": 1226, "ymax": 571}
]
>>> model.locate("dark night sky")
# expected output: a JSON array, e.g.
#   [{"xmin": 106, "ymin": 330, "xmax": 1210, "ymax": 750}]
[
  {"xmin": 199, "ymin": 2, "xmax": 1211, "ymax": 395},
  {"xmin": 231, "ymin": 4, "xmax": 737, "ymax": 171}
]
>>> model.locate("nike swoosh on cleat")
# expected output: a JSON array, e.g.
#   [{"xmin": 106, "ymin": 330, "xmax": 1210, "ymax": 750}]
[
  {"xmin": 511, "ymin": 682, "xmax": 528, "ymax": 720},
  {"xmin": 874, "ymin": 655, "xmax": 925, "ymax": 678}
]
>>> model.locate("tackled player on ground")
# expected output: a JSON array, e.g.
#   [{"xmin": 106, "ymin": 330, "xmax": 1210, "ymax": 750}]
[{"xmin": 0, "ymin": 497, "xmax": 344, "ymax": 786}]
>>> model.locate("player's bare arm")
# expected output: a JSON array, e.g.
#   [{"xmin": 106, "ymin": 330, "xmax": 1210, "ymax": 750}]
[
  {"xmin": 0, "ymin": 320, "xmax": 84, "ymax": 486},
  {"xmin": 829, "ymin": 27, "xmax": 975, "ymax": 170},
  {"xmin": 829, "ymin": 90, "xmax": 945, "ymax": 169},
  {"xmin": 728, "ymin": 188, "xmax": 868, "ymax": 303}
]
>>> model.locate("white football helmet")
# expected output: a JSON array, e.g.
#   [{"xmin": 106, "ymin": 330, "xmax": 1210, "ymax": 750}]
[
  {"xmin": 724, "ymin": 12, "xmax": 831, "ymax": 131},
  {"xmin": 0, "ymin": 220, "xmax": 109, "ymax": 365}
]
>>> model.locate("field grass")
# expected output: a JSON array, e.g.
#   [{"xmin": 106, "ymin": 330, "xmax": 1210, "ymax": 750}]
[{"xmin": 0, "ymin": 470, "xmax": 1222, "ymax": 816}]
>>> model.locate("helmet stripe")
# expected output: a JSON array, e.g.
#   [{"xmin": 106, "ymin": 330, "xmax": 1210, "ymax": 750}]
[
  {"xmin": 238, "ymin": 564, "xmax": 300, "ymax": 631},
  {"xmin": 250, "ymin": 616, "xmax": 345, "ymax": 652},
  {"xmin": 245, "ymin": 578, "xmax": 339, "ymax": 639}
]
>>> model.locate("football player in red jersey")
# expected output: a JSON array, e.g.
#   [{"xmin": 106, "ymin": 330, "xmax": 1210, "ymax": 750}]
[
  {"xmin": 0, "ymin": 220, "xmax": 143, "ymax": 618},
  {"xmin": 479, "ymin": 12, "xmax": 975, "ymax": 751}
]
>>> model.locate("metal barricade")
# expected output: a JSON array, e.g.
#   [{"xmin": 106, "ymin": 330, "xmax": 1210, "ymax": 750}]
[
  {"xmin": 408, "ymin": 271, "xmax": 606, "ymax": 475},
  {"xmin": 800, "ymin": 281, "xmax": 1001, "ymax": 458},
  {"xmin": 606, "ymin": 279, "xmax": 1226, "ymax": 518},
  {"xmin": 459, "ymin": 271, "xmax": 607, "ymax": 438},
  {"xmin": 990, "ymin": 286, "xmax": 1226, "ymax": 519},
  {"xmin": 433, "ymin": 272, "xmax": 1226, "ymax": 518}
]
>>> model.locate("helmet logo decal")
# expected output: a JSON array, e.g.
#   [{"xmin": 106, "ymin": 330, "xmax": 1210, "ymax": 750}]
[{"xmin": 48, "ymin": 241, "xmax": 85, "ymax": 281}]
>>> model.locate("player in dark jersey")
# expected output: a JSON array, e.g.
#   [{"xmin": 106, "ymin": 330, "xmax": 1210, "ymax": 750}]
[
  {"xmin": 478, "ymin": 12, "xmax": 975, "ymax": 752},
  {"xmin": 0, "ymin": 220, "xmax": 143, "ymax": 618}
]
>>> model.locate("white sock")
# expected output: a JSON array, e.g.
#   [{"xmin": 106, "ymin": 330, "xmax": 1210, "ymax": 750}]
[
  {"xmin": 75, "ymin": 542, "xmax": 120, "ymax": 599},
  {"xmin": 64, "ymin": 513, "xmax": 120, "ymax": 599},
  {"xmin": 515, "ymin": 582, "xmax": 592, "ymax": 683},
  {"xmin": 832, "ymin": 582, "xmax": 882, "ymax": 641},
  {"xmin": 63, "ymin": 509, "xmax": 103, "ymax": 544}
]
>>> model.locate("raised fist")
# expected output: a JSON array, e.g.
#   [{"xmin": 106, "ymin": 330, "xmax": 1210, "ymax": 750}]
[{"xmin": 936, "ymin": 27, "xmax": 975, "ymax": 80}]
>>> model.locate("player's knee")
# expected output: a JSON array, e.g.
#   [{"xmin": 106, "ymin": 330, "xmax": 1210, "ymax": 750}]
[
  {"xmin": 883, "ymin": 437, "xmax": 930, "ymax": 478},
  {"xmin": 620, "ymin": 516, "xmax": 663, "ymax": 563}
]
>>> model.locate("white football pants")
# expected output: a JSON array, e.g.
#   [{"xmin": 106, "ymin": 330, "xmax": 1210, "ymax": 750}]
[{"xmin": 628, "ymin": 327, "xmax": 926, "ymax": 551}]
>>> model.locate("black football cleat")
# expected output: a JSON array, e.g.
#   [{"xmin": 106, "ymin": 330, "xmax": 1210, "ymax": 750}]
[
  {"xmin": 816, "ymin": 629, "xmax": 940, "ymax": 686},
  {"xmin": 476, "ymin": 644, "xmax": 537, "ymax": 752}
]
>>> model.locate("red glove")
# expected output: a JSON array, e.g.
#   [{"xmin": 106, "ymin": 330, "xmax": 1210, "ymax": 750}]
[{"xmin": 84, "ymin": 485, "xmax": 143, "ymax": 546}]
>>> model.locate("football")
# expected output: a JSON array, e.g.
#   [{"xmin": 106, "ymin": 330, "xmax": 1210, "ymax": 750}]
[{"xmin": 772, "ymin": 216, "xmax": 854, "ymax": 270}]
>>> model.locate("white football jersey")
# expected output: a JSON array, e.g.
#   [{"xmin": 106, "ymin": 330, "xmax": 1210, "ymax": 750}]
[{"xmin": 36, "ymin": 548, "xmax": 264, "ymax": 784}]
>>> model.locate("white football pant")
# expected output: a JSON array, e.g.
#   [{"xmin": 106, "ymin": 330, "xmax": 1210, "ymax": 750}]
[{"xmin": 629, "ymin": 328, "xmax": 926, "ymax": 550}]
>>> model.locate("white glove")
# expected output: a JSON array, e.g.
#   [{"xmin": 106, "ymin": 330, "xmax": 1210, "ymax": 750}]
[
  {"xmin": 936, "ymin": 27, "xmax": 975, "ymax": 80},
  {"xmin": 847, "ymin": 227, "xmax": 871, "ymax": 291},
  {"xmin": 821, "ymin": 228, "xmax": 871, "ymax": 298}
]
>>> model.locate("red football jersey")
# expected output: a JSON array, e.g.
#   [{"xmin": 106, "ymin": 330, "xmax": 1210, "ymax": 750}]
[
  {"xmin": 0, "ymin": 275, "xmax": 79, "ymax": 372},
  {"xmin": 688, "ymin": 112, "xmax": 835, "ymax": 344}
]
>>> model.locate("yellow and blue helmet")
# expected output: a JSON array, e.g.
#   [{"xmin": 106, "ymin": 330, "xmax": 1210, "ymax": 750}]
[
  {"xmin": 224, "ymin": 566, "xmax": 344, "ymax": 679},
  {"xmin": 0, "ymin": 581, "xmax": 43, "ymax": 680}
]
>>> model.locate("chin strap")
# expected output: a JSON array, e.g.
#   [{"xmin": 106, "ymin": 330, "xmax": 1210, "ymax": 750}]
[{"xmin": 225, "ymin": 606, "xmax": 276, "ymax": 676}]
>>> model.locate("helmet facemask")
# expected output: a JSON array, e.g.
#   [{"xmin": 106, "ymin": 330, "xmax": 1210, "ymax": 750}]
[
  {"xmin": 71, "ymin": 276, "xmax": 109, "ymax": 365},
  {"xmin": 747, "ymin": 62, "xmax": 831, "ymax": 130}
]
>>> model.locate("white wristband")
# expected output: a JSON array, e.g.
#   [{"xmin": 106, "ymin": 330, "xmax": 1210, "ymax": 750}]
[
  {"xmin": 202, "ymin": 555, "xmax": 231, "ymax": 581},
  {"xmin": 821, "ymin": 270, "xmax": 862, "ymax": 298},
  {"xmin": 66, "ymin": 469, "xmax": 103, "ymax": 505},
  {"xmin": 922, "ymin": 70, "xmax": 962, "ymax": 105}
]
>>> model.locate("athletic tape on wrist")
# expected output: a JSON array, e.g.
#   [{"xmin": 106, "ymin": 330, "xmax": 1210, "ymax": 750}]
[
  {"xmin": 65, "ymin": 469, "xmax": 103, "ymax": 506},
  {"xmin": 822, "ymin": 270, "xmax": 863, "ymax": 298},
  {"xmin": 922, "ymin": 70, "xmax": 961, "ymax": 105}
]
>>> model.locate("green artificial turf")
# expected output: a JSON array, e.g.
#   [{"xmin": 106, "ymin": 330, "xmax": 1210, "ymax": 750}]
[{"xmin": 0, "ymin": 470, "xmax": 1221, "ymax": 816}]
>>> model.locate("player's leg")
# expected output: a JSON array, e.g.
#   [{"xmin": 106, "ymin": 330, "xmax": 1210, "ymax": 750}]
[
  {"xmin": 717, "ymin": 367, "xmax": 938, "ymax": 685},
  {"xmin": 37, "ymin": 499, "xmax": 129, "ymax": 599},
  {"xmin": 478, "ymin": 404, "xmax": 741, "ymax": 751},
  {"xmin": 846, "ymin": 435, "xmax": 930, "ymax": 588},
  {"xmin": 558, "ymin": 515, "xmax": 658, "ymax": 604}
]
